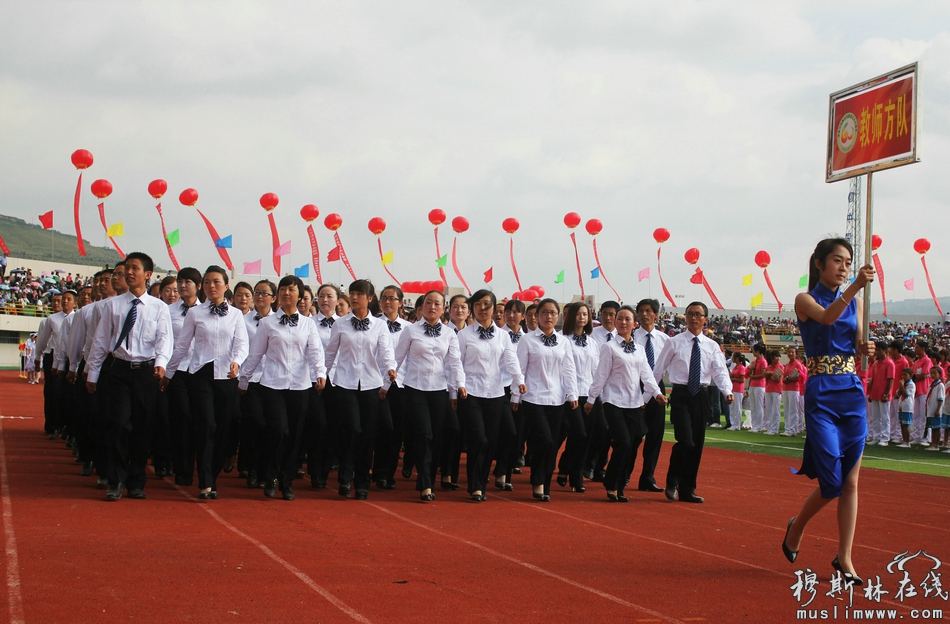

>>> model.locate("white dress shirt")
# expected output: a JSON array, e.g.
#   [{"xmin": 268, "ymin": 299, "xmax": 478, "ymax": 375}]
[
  {"xmin": 86, "ymin": 292, "xmax": 174, "ymax": 383},
  {"xmin": 240, "ymin": 311, "xmax": 327, "ymax": 391},
  {"xmin": 379, "ymin": 315, "xmax": 411, "ymax": 388},
  {"xmin": 590, "ymin": 325, "xmax": 617, "ymax": 350},
  {"xmin": 563, "ymin": 331, "xmax": 599, "ymax": 397},
  {"xmin": 510, "ymin": 329, "xmax": 579, "ymax": 406},
  {"xmin": 243, "ymin": 308, "xmax": 273, "ymax": 384},
  {"xmin": 169, "ymin": 299, "xmax": 197, "ymax": 373},
  {"xmin": 313, "ymin": 312, "xmax": 340, "ymax": 348},
  {"xmin": 653, "ymin": 330, "xmax": 733, "ymax": 396},
  {"xmin": 587, "ymin": 338, "xmax": 663, "ymax": 409},
  {"xmin": 324, "ymin": 313, "xmax": 396, "ymax": 391},
  {"xmin": 52, "ymin": 311, "xmax": 78, "ymax": 371},
  {"xmin": 166, "ymin": 300, "xmax": 249, "ymax": 379},
  {"xmin": 503, "ymin": 325, "xmax": 525, "ymax": 346},
  {"xmin": 36, "ymin": 311, "xmax": 68, "ymax": 356},
  {"xmin": 67, "ymin": 302, "xmax": 101, "ymax": 372},
  {"xmin": 80, "ymin": 298, "xmax": 109, "ymax": 365},
  {"xmin": 455, "ymin": 323, "xmax": 524, "ymax": 400},
  {"xmin": 394, "ymin": 320, "xmax": 465, "ymax": 392},
  {"xmin": 633, "ymin": 326, "xmax": 670, "ymax": 374}
]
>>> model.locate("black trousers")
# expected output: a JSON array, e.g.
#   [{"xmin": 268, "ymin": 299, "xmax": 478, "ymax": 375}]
[
  {"xmin": 42, "ymin": 352, "xmax": 62, "ymax": 433},
  {"xmin": 300, "ymin": 384, "xmax": 327, "ymax": 473},
  {"xmin": 440, "ymin": 406, "xmax": 462, "ymax": 485},
  {"xmin": 101, "ymin": 357, "xmax": 158, "ymax": 490},
  {"xmin": 373, "ymin": 383, "xmax": 406, "ymax": 483},
  {"xmin": 151, "ymin": 376, "xmax": 171, "ymax": 473},
  {"xmin": 309, "ymin": 381, "xmax": 339, "ymax": 482},
  {"xmin": 238, "ymin": 382, "xmax": 266, "ymax": 475},
  {"xmin": 460, "ymin": 394, "xmax": 505, "ymax": 494},
  {"xmin": 167, "ymin": 371, "xmax": 194, "ymax": 482},
  {"xmin": 666, "ymin": 385, "xmax": 709, "ymax": 495},
  {"xmin": 629, "ymin": 386, "xmax": 666, "ymax": 489},
  {"xmin": 522, "ymin": 401, "xmax": 565, "ymax": 494},
  {"xmin": 501, "ymin": 386, "xmax": 526, "ymax": 481},
  {"xmin": 706, "ymin": 385, "xmax": 723, "ymax": 427},
  {"xmin": 603, "ymin": 403, "xmax": 647, "ymax": 494},
  {"xmin": 556, "ymin": 398, "xmax": 589, "ymax": 488},
  {"xmin": 58, "ymin": 357, "xmax": 77, "ymax": 439},
  {"xmin": 581, "ymin": 398, "xmax": 608, "ymax": 476},
  {"xmin": 335, "ymin": 387, "xmax": 380, "ymax": 491},
  {"xmin": 260, "ymin": 386, "xmax": 309, "ymax": 488},
  {"xmin": 187, "ymin": 364, "xmax": 237, "ymax": 490},
  {"xmin": 73, "ymin": 359, "xmax": 94, "ymax": 464},
  {"xmin": 405, "ymin": 387, "xmax": 451, "ymax": 492}
]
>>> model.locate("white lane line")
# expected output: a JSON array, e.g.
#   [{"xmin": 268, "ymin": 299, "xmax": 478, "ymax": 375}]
[
  {"xmin": 366, "ymin": 502, "xmax": 685, "ymax": 624},
  {"xmin": 0, "ymin": 417, "xmax": 25, "ymax": 624}
]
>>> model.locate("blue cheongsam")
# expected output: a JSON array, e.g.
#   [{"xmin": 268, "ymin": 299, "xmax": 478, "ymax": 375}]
[{"xmin": 796, "ymin": 282, "xmax": 867, "ymax": 498}]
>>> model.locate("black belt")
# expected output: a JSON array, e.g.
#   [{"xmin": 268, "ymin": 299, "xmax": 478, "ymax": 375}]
[
  {"xmin": 672, "ymin": 383, "xmax": 709, "ymax": 390},
  {"xmin": 107, "ymin": 355, "xmax": 155, "ymax": 370}
]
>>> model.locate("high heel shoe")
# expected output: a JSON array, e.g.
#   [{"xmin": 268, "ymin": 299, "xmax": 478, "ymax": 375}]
[
  {"xmin": 832, "ymin": 556, "xmax": 864, "ymax": 586},
  {"xmin": 782, "ymin": 517, "xmax": 798, "ymax": 563},
  {"xmin": 571, "ymin": 486, "xmax": 586, "ymax": 493},
  {"xmin": 532, "ymin": 492, "xmax": 550, "ymax": 502},
  {"xmin": 556, "ymin": 475, "xmax": 568, "ymax": 487},
  {"xmin": 607, "ymin": 492, "xmax": 618, "ymax": 502},
  {"xmin": 420, "ymin": 492, "xmax": 435, "ymax": 502}
]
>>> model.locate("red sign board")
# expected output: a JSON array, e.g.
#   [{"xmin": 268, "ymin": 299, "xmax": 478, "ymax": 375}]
[{"xmin": 826, "ymin": 63, "xmax": 918, "ymax": 182}]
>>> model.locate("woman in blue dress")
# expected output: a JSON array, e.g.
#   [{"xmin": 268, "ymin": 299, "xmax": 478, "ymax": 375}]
[{"xmin": 782, "ymin": 238, "xmax": 874, "ymax": 585}]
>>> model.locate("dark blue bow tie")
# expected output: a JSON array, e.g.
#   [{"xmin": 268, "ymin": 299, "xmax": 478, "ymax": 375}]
[
  {"xmin": 253, "ymin": 313, "xmax": 263, "ymax": 326},
  {"xmin": 387, "ymin": 319, "xmax": 402, "ymax": 333},
  {"xmin": 509, "ymin": 331, "xmax": 522, "ymax": 344},
  {"xmin": 209, "ymin": 302, "xmax": 229, "ymax": 317},
  {"xmin": 180, "ymin": 302, "xmax": 194, "ymax": 317},
  {"xmin": 423, "ymin": 321, "xmax": 442, "ymax": 338},
  {"xmin": 351, "ymin": 316, "xmax": 370, "ymax": 332},
  {"xmin": 477, "ymin": 325, "xmax": 495, "ymax": 340},
  {"xmin": 571, "ymin": 333, "xmax": 587, "ymax": 347},
  {"xmin": 540, "ymin": 333, "xmax": 558, "ymax": 347},
  {"xmin": 280, "ymin": 313, "xmax": 299, "ymax": 327},
  {"xmin": 320, "ymin": 317, "xmax": 335, "ymax": 328},
  {"xmin": 620, "ymin": 339, "xmax": 637, "ymax": 354}
]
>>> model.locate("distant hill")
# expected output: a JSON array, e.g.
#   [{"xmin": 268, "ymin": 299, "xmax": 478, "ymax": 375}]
[
  {"xmin": 870, "ymin": 297, "xmax": 950, "ymax": 317},
  {"xmin": 0, "ymin": 214, "xmax": 121, "ymax": 266}
]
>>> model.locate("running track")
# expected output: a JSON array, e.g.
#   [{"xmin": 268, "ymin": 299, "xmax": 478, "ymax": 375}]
[{"xmin": 0, "ymin": 372, "xmax": 946, "ymax": 623}]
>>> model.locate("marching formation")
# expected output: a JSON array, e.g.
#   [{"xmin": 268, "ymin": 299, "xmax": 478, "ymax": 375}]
[{"xmin": 33, "ymin": 251, "xmax": 739, "ymax": 504}]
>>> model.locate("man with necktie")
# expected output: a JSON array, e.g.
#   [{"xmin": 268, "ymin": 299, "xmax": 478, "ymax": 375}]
[
  {"xmin": 653, "ymin": 301, "xmax": 733, "ymax": 503},
  {"xmin": 629, "ymin": 298, "xmax": 669, "ymax": 492},
  {"xmin": 86, "ymin": 253, "xmax": 173, "ymax": 501}
]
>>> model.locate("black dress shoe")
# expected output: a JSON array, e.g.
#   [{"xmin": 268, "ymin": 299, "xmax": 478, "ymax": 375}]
[
  {"xmin": 238, "ymin": 471, "xmax": 248, "ymax": 479},
  {"xmin": 556, "ymin": 475, "xmax": 568, "ymax": 488},
  {"xmin": 198, "ymin": 491, "xmax": 212, "ymax": 500},
  {"xmin": 80, "ymin": 461, "xmax": 94, "ymax": 476},
  {"xmin": 106, "ymin": 482, "xmax": 124, "ymax": 501},
  {"xmin": 607, "ymin": 492, "xmax": 619, "ymax": 502},
  {"xmin": 591, "ymin": 470, "xmax": 605, "ymax": 483},
  {"xmin": 354, "ymin": 489, "xmax": 368, "ymax": 500},
  {"xmin": 264, "ymin": 481, "xmax": 278, "ymax": 498},
  {"xmin": 583, "ymin": 469, "xmax": 594, "ymax": 480},
  {"xmin": 281, "ymin": 487, "xmax": 295, "ymax": 501},
  {"xmin": 511, "ymin": 467, "xmax": 522, "ymax": 474},
  {"xmin": 96, "ymin": 476, "xmax": 109, "ymax": 488},
  {"xmin": 420, "ymin": 492, "xmax": 435, "ymax": 502},
  {"xmin": 247, "ymin": 471, "xmax": 258, "ymax": 488},
  {"xmin": 471, "ymin": 493, "xmax": 483, "ymax": 502},
  {"xmin": 127, "ymin": 489, "xmax": 146, "ymax": 500},
  {"xmin": 338, "ymin": 484, "xmax": 351, "ymax": 498},
  {"xmin": 639, "ymin": 484, "xmax": 664, "ymax": 493},
  {"xmin": 311, "ymin": 476, "xmax": 326, "ymax": 489},
  {"xmin": 154, "ymin": 468, "xmax": 166, "ymax": 478},
  {"xmin": 209, "ymin": 490, "xmax": 219, "ymax": 500},
  {"xmin": 376, "ymin": 479, "xmax": 395, "ymax": 490},
  {"xmin": 664, "ymin": 485, "xmax": 679, "ymax": 501},
  {"xmin": 401, "ymin": 467, "xmax": 413, "ymax": 479},
  {"xmin": 680, "ymin": 493, "xmax": 704, "ymax": 503},
  {"xmin": 440, "ymin": 481, "xmax": 459, "ymax": 491},
  {"xmin": 832, "ymin": 556, "xmax": 864, "ymax": 586},
  {"xmin": 782, "ymin": 517, "xmax": 798, "ymax": 563},
  {"xmin": 65, "ymin": 436, "xmax": 75, "ymax": 448},
  {"xmin": 617, "ymin": 494, "xmax": 629, "ymax": 503},
  {"xmin": 571, "ymin": 486, "xmax": 586, "ymax": 493}
]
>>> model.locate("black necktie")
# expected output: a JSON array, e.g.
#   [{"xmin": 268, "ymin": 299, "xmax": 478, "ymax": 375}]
[
  {"xmin": 320, "ymin": 317, "xmax": 335, "ymax": 328},
  {"xmin": 280, "ymin": 313, "xmax": 299, "ymax": 327},
  {"xmin": 351, "ymin": 316, "xmax": 370, "ymax": 331},
  {"xmin": 645, "ymin": 333, "xmax": 655, "ymax": 369},
  {"xmin": 209, "ymin": 301, "xmax": 229, "ymax": 317},
  {"xmin": 477, "ymin": 325, "xmax": 494, "ymax": 340},
  {"xmin": 254, "ymin": 313, "xmax": 262, "ymax": 327},
  {"xmin": 688, "ymin": 336, "xmax": 702, "ymax": 395},
  {"xmin": 114, "ymin": 298, "xmax": 141, "ymax": 352},
  {"xmin": 387, "ymin": 319, "xmax": 402, "ymax": 333},
  {"xmin": 423, "ymin": 321, "xmax": 442, "ymax": 337},
  {"xmin": 540, "ymin": 333, "xmax": 558, "ymax": 347},
  {"xmin": 620, "ymin": 339, "xmax": 637, "ymax": 354},
  {"xmin": 180, "ymin": 302, "xmax": 193, "ymax": 317},
  {"xmin": 606, "ymin": 333, "xmax": 612, "ymax": 342},
  {"xmin": 509, "ymin": 331, "xmax": 521, "ymax": 344},
  {"xmin": 571, "ymin": 333, "xmax": 587, "ymax": 347}
]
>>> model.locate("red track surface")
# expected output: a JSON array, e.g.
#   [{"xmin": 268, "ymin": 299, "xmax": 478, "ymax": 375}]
[{"xmin": 0, "ymin": 371, "xmax": 947, "ymax": 623}]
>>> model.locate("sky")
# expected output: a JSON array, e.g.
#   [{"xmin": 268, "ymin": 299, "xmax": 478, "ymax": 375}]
[{"xmin": 1, "ymin": 1, "xmax": 948, "ymax": 311}]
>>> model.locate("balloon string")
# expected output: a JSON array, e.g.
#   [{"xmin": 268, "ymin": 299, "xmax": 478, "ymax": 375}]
[
  {"xmin": 871, "ymin": 253, "xmax": 887, "ymax": 318},
  {"xmin": 97, "ymin": 202, "xmax": 125, "ymax": 259},
  {"xmin": 74, "ymin": 172, "xmax": 86, "ymax": 256},
  {"xmin": 657, "ymin": 247, "xmax": 676, "ymax": 308},
  {"xmin": 762, "ymin": 268, "xmax": 782, "ymax": 312},
  {"xmin": 155, "ymin": 203, "xmax": 180, "ymax": 271},
  {"xmin": 451, "ymin": 237, "xmax": 471, "ymax": 295},
  {"xmin": 195, "ymin": 208, "xmax": 233, "ymax": 271},
  {"xmin": 592, "ymin": 239, "xmax": 620, "ymax": 301},
  {"xmin": 509, "ymin": 237, "xmax": 523, "ymax": 291},
  {"xmin": 570, "ymin": 232, "xmax": 585, "ymax": 298},
  {"xmin": 701, "ymin": 275, "xmax": 725, "ymax": 310},
  {"xmin": 268, "ymin": 213, "xmax": 281, "ymax": 276},
  {"xmin": 433, "ymin": 227, "xmax": 448, "ymax": 285},
  {"xmin": 307, "ymin": 224, "xmax": 322, "ymax": 283},
  {"xmin": 921, "ymin": 256, "xmax": 944, "ymax": 316},
  {"xmin": 334, "ymin": 232, "xmax": 357, "ymax": 281},
  {"xmin": 377, "ymin": 237, "xmax": 401, "ymax": 287}
]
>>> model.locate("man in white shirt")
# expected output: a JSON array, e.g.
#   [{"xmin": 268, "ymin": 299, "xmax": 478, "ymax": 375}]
[
  {"xmin": 653, "ymin": 301, "xmax": 733, "ymax": 504},
  {"xmin": 585, "ymin": 300, "xmax": 619, "ymax": 481},
  {"xmin": 629, "ymin": 298, "xmax": 670, "ymax": 492},
  {"xmin": 35, "ymin": 292, "xmax": 71, "ymax": 438},
  {"xmin": 86, "ymin": 253, "xmax": 173, "ymax": 501}
]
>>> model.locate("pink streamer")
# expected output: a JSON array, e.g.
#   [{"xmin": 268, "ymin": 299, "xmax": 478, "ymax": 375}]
[
  {"xmin": 334, "ymin": 231, "xmax": 357, "ymax": 281},
  {"xmin": 592, "ymin": 239, "xmax": 620, "ymax": 301},
  {"xmin": 762, "ymin": 268, "xmax": 782, "ymax": 312},
  {"xmin": 73, "ymin": 172, "xmax": 86, "ymax": 256},
  {"xmin": 656, "ymin": 247, "xmax": 676, "ymax": 308},
  {"xmin": 377, "ymin": 238, "xmax": 401, "ymax": 286},
  {"xmin": 97, "ymin": 202, "xmax": 125, "ymax": 259},
  {"xmin": 509, "ymin": 238, "xmax": 523, "ymax": 292},
  {"xmin": 921, "ymin": 256, "xmax": 944, "ymax": 316},
  {"xmin": 570, "ymin": 232, "xmax": 585, "ymax": 298},
  {"xmin": 307, "ymin": 225, "xmax": 322, "ymax": 283},
  {"xmin": 195, "ymin": 209, "xmax": 233, "ymax": 271},
  {"xmin": 872, "ymin": 253, "xmax": 887, "ymax": 318},
  {"xmin": 451, "ymin": 237, "xmax": 471, "ymax": 295},
  {"xmin": 433, "ymin": 227, "xmax": 448, "ymax": 286},
  {"xmin": 268, "ymin": 213, "xmax": 281, "ymax": 276},
  {"xmin": 701, "ymin": 275, "xmax": 724, "ymax": 310},
  {"xmin": 155, "ymin": 203, "xmax": 180, "ymax": 271}
]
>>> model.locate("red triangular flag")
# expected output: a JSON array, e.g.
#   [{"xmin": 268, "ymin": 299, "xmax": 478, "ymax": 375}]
[
  {"xmin": 689, "ymin": 267, "xmax": 704, "ymax": 285},
  {"xmin": 39, "ymin": 211, "xmax": 53, "ymax": 230},
  {"xmin": 484, "ymin": 267, "xmax": 493, "ymax": 283},
  {"xmin": 0, "ymin": 235, "xmax": 9, "ymax": 256},
  {"xmin": 327, "ymin": 245, "xmax": 341, "ymax": 262}
]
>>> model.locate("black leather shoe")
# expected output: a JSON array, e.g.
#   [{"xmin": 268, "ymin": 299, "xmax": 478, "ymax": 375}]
[
  {"xmin": 556, "ymin": 475, "xmax": 568, "ymax": 488},
  {"xmin": 639, "ymin": 484, "xmax": 664, "ymax": 493},
  {"xmin": 664, "ymin": 485, "xmax": 679, "ymax": 501},
  {"xmin": 511, "ymin": 467, "xmax": 522, "ymax": 474},
  {"xmin": 80, "ymin": 461, "xmax": 94, "ymax": 476},
  {"xmin": 106, "ymin": 482, "xmax": 124, "ymax": 501},
  {"xmin": 782, "ymin": 517, "xmax": 798, "ymax": 563},
  {"xmin": 247, "ymin": 471, "xmax": 258, "ymax": 488},
  {"xmin": 128, "ymin": 489, "xmax": 146, "ymax": 500},
  {"xmin": 264, "ymin": 480, "xmax": 278, "ymax": 498},
  {"xmin": 617, "ymin": 494, "xmax": 629, "ymax": 503},
  {"xmin": 154, "ymin": 468, "xmax": 166, "ymax": 479},
  {"xmin": 281, "ymin": 487, "xmax": 295, "ymax": 501},
  {"xmin": 680, "ymin": 493, "xmax": 704, "ymax": 503},
  {"xmin": 471, "ymin": 493, "xmax": 483, "ymax": 502},
  {"xmin": 440, "ymin": 481, "xmax": 459, "ymax": 491},
  {"xmin": 376, "ymin": 479, "xmax": 395, "ymax": 490},
  {"xmin": 832, "ymin": 556, "xmax": 864, "ymax": 586},
  {"xmin": 591, "ymin": 470, "xmax": 606, "ymax": 482},
  {"xmin": 583, "ymin": 469, "xmax": 594, "ymax": 480},
  {"xmin": 354, "ymin": 489, "xmax": 368, "ymax": 500},
  {"xmin": 311, "ymin": 476, "xmax": 326, "ymax": 489},
  {"xmin": 338, "ymin": 484, "xmax": 351, "ymax": 498},
  {"xmin": 198, "ymin": 491, "xmax": 211, "ymax": 500},
  {"xmin": 401, "ymin": 467, "xmax": 413, "ymax": 479},
  {"xmin": 420, "ymin": 492, "xmax": 435, "ymax": 502},
  {"xmin": 96, "ymin": 476, "xmax": 109, "ymax": 488},
  {"xmin": 607, "ymin": 492, "xmax": 619, "ymax": 502},
  {"xmin": 209, "ymin": 490, "xmax": 219, "ymax": 500}
]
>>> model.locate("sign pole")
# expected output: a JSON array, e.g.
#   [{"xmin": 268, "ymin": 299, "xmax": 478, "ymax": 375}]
[{"xmin": 862, "ymin": 172, "xmax": 873, "ymax": 367}]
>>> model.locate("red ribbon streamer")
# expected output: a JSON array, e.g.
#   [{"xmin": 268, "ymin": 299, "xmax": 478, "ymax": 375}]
[
  {"xmin": 509, "ymin": 238, "xmax": 523, "ymax": 292},
  {"xmin": 570, "ymin": 232, "xmax": 585, "ymax": 298},
  {"xmin": 267, "ymin": 213, "xmax": 281, "ymax": 276},
  {"xmin": 195, "ymin": 209, "xmax": 233, "ymax": 271},
  {"xmin": 872, "ymin": 253, "xmax": 887, "ymax": 318},
  {"xmin": 73, "ymin": 172, "xmax": 86, "ymax": 256},
  {"xmin": 377, "ymin": 238, "xmax": 401, "ymax": 286},
  {"xmin": 656, "ymin": 247, "xmax": 676, "ymax": 308},
  {"xmin": 0, "ymin": 235, "xmax": 10, "ymax": 256},
  {"xmin": 920, "ymin": 256, "xmax": 943, "ymax": 316},
  {"xmin": 451, "ymin": 237, "xmax": 471, "ymax": 295},
  {"xmin": 97, "ymin": 202, "xmax": 125, "ymax": 259},
  {"xmin": 762, "ymin": 268, "xmax": 782, "ymax": 312},
  {"xmin": 592, "ymin": 239, "xmax": 620, "ymax": 301},
  {"xmin": 333, "ymin": 232, "xmax": 357, "ymax": 282},
  {"xmin": 155, "ymin": 203, "xmax": 180, "ymax": 271},
  {"xmin": 701, "ymin": 275, "xmax": 725, "ymax": 310},
  {"xmin": 433, "ymin": 227, "xmax": 448, "ymax": 286},
  {"xmin": 307, "ymin": 225, "xmax": 322, "ymax": 283}
]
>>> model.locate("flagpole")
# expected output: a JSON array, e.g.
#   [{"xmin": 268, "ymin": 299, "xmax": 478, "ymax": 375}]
[{"xmin": 862, "ymin": 172, "xmax": 873, "ymax": 369}]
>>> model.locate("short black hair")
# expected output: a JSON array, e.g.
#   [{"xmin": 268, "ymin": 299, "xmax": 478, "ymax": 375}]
[
  {"xmin": 635, "ymin": 298, "xmax": 660, "ymax": 315},
  {"xmin": 600, "ymin": 300, "xmax": 620, "ymax": 313},
  {"xmin": 177, "ymin": 267, "xmax": 202, "ymax": 286},
  {"xmin": 125, "ymin": 252, "xmax": 154, "ymax": 273},
  {"xmin": 686, "ymin": 301, "xmax": 708, "ymax": 317}
]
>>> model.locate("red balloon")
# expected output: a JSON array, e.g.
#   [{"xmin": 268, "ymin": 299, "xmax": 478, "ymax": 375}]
[
  {"xmin": 451, "ymin": 216, "xmax": 469, "ymax": 234},
  {"xmin": 754, "ymin": 250, "xmax": 771, "ymax": 268},
  {"xmin": 300, "ymin": 204, "xmax": 320, "ymax": 222},
  {"xmin": 502, "ymin": 218, "xmax": 520, "ymax": 234},
  {"xmin": 871, "ymin": 235, "xmax": 882, "ymax": 251},
  {"xmin": 684, "ymin": 248, "xmax": 700, "ymax": 265},
  {"xmin": 428, "ymin": 280, "xmax": 445, "ymax": 292},
  {"xmin": 521, "ymin": 289, "xmax": 539, "ymax": 300},
  {"xmin": 512, "ymin": 291, "xmax": 524, "ymax": 301},
  {"xmin": 529, "ymin": 285, "xmax": 545, "ymax": 297},
  {"xmin": 653, "ymin": 228, "xmax": 670, "ymax": 244},
  {"xmin": 147, "ymin": 179, "xmax": 167, "ymax": 199},
  {"xmin": 71, "ymin": 149, "xmax": 93, "ymax": 170},
  {"xmin": 367, "ymin": 217, "xmax": 386, "ymax": 235},
  {"xmin": 260, "ymin": 193, "xmax": 279, "ymax": 211},
  {"xmin": 585, "ymin": 219, "xmax": 603, "ymax": 236},
  {"xmin": 179, "ymin": 188, "xmax": 199, "ymax": 206},
  {"xmin": 324, "ymin": 213, "xmax": 343, "ymax": 231},
  {"xmin": 428, "ymin": 209, "xmax": 446, "ymax": 226},
  {"xmin": 90, "ymin": 179, "xmax": 113, "ymax": 199},
  {"xmin": 914, "ymin": 238, "xmax": 931, "ymax": 255},
  {"xmin": 402, "ymin": 281, "xmax": 418, "ymax": 293},
  {"xmin": 563, "ymin": 212, "xmax": 581, "ymax": 229}
]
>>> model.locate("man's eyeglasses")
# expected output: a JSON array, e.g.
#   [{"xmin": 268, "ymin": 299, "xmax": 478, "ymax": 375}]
[{"xmin": 685, "ymin": 312, "xmax": 706, "ymax": 318}]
